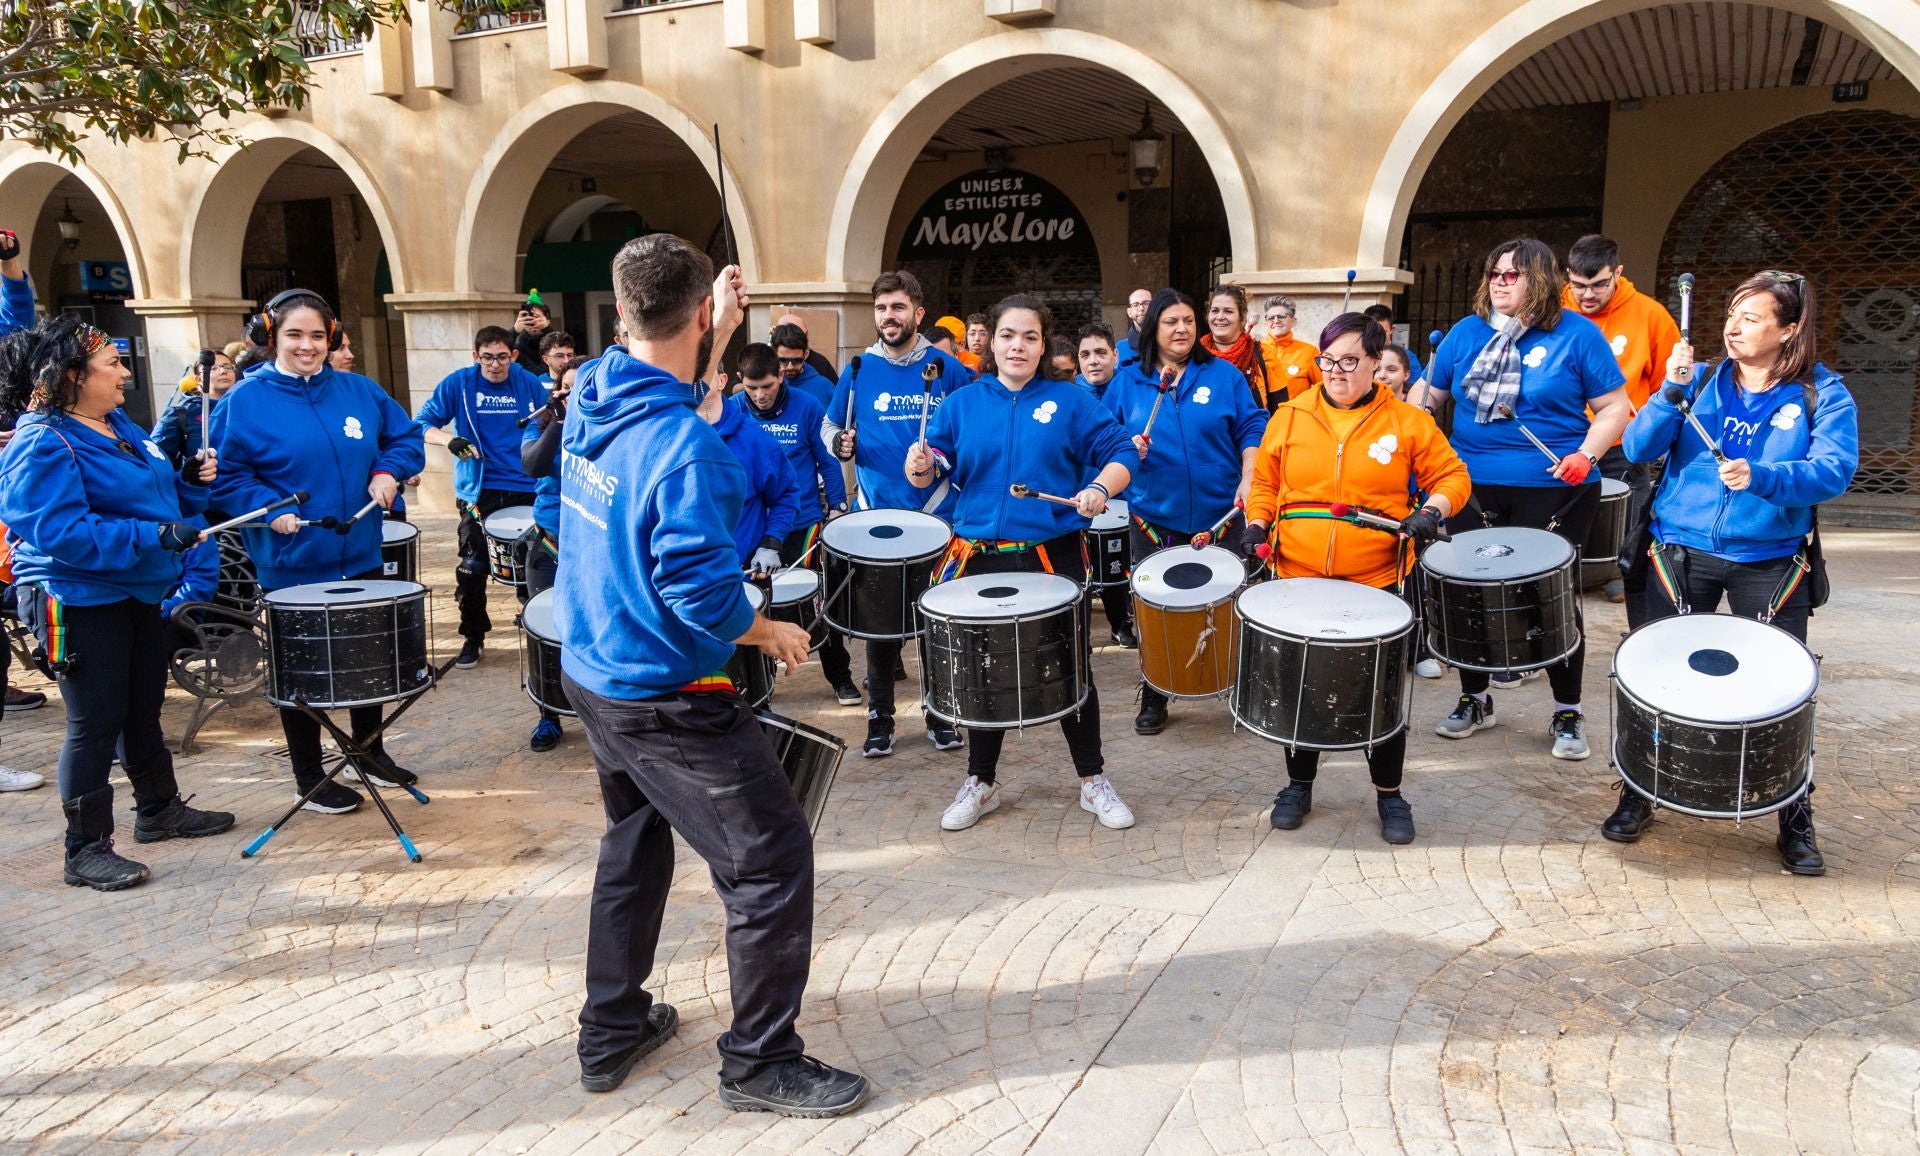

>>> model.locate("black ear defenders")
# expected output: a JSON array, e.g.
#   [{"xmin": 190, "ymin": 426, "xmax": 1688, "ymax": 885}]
[{"xmin": 247, "ymin": 288, "xmax": 343, "ymax": 351}]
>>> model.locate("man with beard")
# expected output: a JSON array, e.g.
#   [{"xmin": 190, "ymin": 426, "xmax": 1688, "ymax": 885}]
[
  {"xmin": 1202, "ymin": 285, "xmax": 1274, "ymax": 410},
  {"xmin": 769, "ymin": 321, "xmax": 834, "ymax": 410},
  {"xmin": 1115, "ymin": 288, "xmax": 1151, "ymax": 366},
  {"xmin": 823, "ymin": 271, "xmax": 972, "ymax": 759}
]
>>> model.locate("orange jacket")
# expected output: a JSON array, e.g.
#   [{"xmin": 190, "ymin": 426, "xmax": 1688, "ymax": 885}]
[
  {"xmin": 1259, "ymin": 334, "xmax": 1322, "ymax": 403},
  {"xmin": 1247, "ymin": 386, "xmax": 1471, "ymax": 589},
  {"xmin": 1561, "ymin": 275, "xmax": 1680, "ymax": 436}
]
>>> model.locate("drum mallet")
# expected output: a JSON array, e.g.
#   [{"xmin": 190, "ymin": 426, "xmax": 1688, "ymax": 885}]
[
  {"xmin": 1138, "ymin": 367, "xmax": 1176, "ymax": 454},
  {"xmin": 1675, "ymin": 272, "xmax": 1695, "ymax": 340},
  {"xmin": 1496, "ymin": 404, "xmax": 1563, "ymax": 468},
  {"xmin": 201, "ymin": 491, "xmax": 310, "ymax": 536},
  {"xmin": 1330, "ymin": 502, "xmax": 1452, "ymax": 543},
  {"xmin": 1009, "ymin": 483, "xmax": 1079, "ymax": 508},
  {"xmin": 196, "ymin": 349, "xmax": 215, "ymax": 463},
  {"xmin": 1189, "ymin": 499, "xmax": 1244, "ymax": 548},
  {"xmin": 837, "ymin": 355, "xmax": 862, "ymax": 461},
  {"xmin": 1661, "ymin": 383, "xmax": 1729, "ymax": 465},
  {"xmin": 335, "ymin": 498, "xmax": 383, "ymax": 534},
  {"xmin": 1342, "ymin": 268, "xmax": 1357, "ymax": 312},
  {"xmin": 916, "ymin": 362, "xmax": 938, "ymax": 447},
  {"xmin": 297, "ymin": 516, "xmax": 339, "ymax": 530}
]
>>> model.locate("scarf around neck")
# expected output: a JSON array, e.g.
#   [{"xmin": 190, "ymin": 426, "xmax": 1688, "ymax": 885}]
[
  {"xmin": 1461, "ymin": 312, "xmax": 1530, "ymax": 424},
  {"xmin": 1202, "ymin": 331, "xmax": 1264, "ymax": 405}
]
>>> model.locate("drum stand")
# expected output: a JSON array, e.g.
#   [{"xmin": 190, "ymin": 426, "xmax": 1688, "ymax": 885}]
[{"xmin": 242, "ymin": 655, "xmax": 460, "ymax": 863}]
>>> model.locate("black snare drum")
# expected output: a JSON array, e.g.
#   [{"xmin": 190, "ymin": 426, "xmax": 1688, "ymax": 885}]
[
  {"xmin": 918, "ymin": 572, "xmax": 1086, "ymax": 730},
  {"xmin": 821, "ymin": 510, "xmax": 952, "ymax": 640},
  {"xmin": 520, "ymin": 588, "xmax": 571, "ymax": 717},
  {"xmin": 1420, "ymin": 527, "xmax": 1580, "ymax": 673},
  {"xmin": 483, "ymin": 506, "xmax": 536, "ymax": 587},
  {"xmin": 1582, "ymin": 477, "xmax": 1630, "ymax": 585},
  {"xmin": 380, "ymin": 519, "xmax": 419, "ymax": 584},
  {"xmin": 757, "ymin": 710, "xmax": 846, "ymax": 834},
  {"xmin": 264, "ymin": 580, "xmax": 432, "ymax": 708},
  {"xmin": 770, "ymin": 568, "xmax": 825, "ymax": 653},
  {"xmin": 1084, "ymin": 500, "xmax": 1131, "ymax": 591},
  {"xmin": 1612, "ymin": 614, "xmax": 1817, "ymax": 819},
  {"xmin": 724, "ymin": 582, "xmax": 774, "ymax": 708},
  {"xmin": 1232, "ymin": 578, "xmax": 1414, "ymax": 750}
]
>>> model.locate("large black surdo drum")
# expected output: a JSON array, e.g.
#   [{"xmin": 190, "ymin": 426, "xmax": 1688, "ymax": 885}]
[
  {"xmin": 918, "ymin": 572, "xmax": 1087, "ymax": 729},
  {"xmin": 263, "ymin": 580, "xmax": 432, "ymax": 708},
  {"xmin": 820, "ymin": 509, "xmax": 952, "ymax": 639},
  {"xmin": 756, "ymin": 711, "xmax": 846, "ymax": 834},
  {"xmin": 1231, "ymin": 578, "xmax": 1414, "ymax": 750},
  {"xmin": 519, "ymin": 587, "xmax": 571, "ymax": 717},
  {"xmin": 380, "ymin": 519, "xmax": 420, "ymax": 584},
  {"xmin": 723, "ymin": 582, "xmax": 775, "ymax": 708},
  {"xmin": 1420, "ymin": 526, "xmax": 1580, "ymax": 673}
]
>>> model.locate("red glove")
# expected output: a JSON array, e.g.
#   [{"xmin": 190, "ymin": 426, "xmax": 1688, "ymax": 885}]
[
  {"xmin": 0, "ymin": 231, "xmax": 18, "ymax": 262},
  {"xmin": 1554, "ymin": 451, "xmax": 1593, "ymax": 486}
]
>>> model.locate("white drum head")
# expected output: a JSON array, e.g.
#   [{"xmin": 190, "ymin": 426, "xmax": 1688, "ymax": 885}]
[
  {"xmin": 740, "ymin": 581, "xmax": 765, "ymax": 612},
  {"xmin": 1237, "ymin": 577, "xmax": 1412, "ymax": 640},
  {"xmin": 1421, "ymin": 526, "xmax": 1574, "ymax": 581},
  {"xmin": 382, "ymin": 520, "xmax": 419, "ymax": 544},
  {"xmin": 822, "ymin": 509, "xmax": 951, "ymax": 561},
  {"xmin": 523, "ymin": 588, "xmax": 559, "ymax": 641},
  {"xmin": 772, "ymin": 568, "xmax": 820, "ymax": 606},
  {"xmin": 265, "ymin": 579, "xmax": 426, "ymax": 606},
  {"xmin": 920, "ymin": 572, "xmax": 1080, "ymax": 619},
  {"xmin": 1614, "ymin": 614, "xmax": 1817, "ymax": 723},
  {"xmin": 1089, "ymin": 500, "xmax": 1130, "ymax": 532},
  {"xmin": 1132, "ymin": 545, "xmax": 1243, "ymax": 609},
  {"xmin": 484, "ymin": 505, "xmax": 537, "ymax": 540},
  {"xmin": 1600, "ymin": 477, "xmax": 1629, "ymax": 500}
]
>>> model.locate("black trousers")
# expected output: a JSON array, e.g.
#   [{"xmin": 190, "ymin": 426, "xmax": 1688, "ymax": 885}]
[
  {"xmin": 21, "ymin": 595, "xmax": 179, "ymax": 834},
  {"xmin": 781, "ymin": 525, "xmax": 852, "ymax": 688},
  {"xmin": 1281, "ymin": 731, "xmax": 1408, "ymax": 791},
  {"xmin": 1130, "ymin": 515, "xmax": 1249, "ymax": 711},
  {"xmin": 1599, "ymin": 446, "xmax": 1654, "ymax": 628},
  {"xmin": 1643, "ymin": 546, "xmax": 1811, "ymax": 644},
  {"xmin": 457, "ymin": 487, "xmax": 537, "ymax": 640},
  {"xmin": 945, "ymin": 532, "xmax": 1104, "ymax": 783},
  {"xmin": 564, "ymin": 679, "xmax": 813, "ymax": 1081},
  {"xmin": 1449, "ymin": 481, "xmax": 1600, "ymax": 704}
]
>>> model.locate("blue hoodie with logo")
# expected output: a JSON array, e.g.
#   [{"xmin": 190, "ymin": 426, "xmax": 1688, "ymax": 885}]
[
  {"xmin": 413, "ymin": 363, "xmax": 545, "ymax": 501},
  {"xmin": 785, "ymin": 364, "xmax": 834, "ymax": 411},
  {"xmin": 1626, "ymin": 359, "xmax": 1858, "ymax": 562},
  {"xmin": 825, "ymin": 340, "xmax": 970, "ymax": 515},
  {"xmin": 556, "ymin": 348, "xmax": 757, "ymax": 700},
  {"xmin": 729, "ymin": 386, "xmax": 845, "ymax": 530},
  {"xmin": 1102, "ymin": 355, "xmax": 1268, "ymax": 535},
  {"xmin": 712, "ymin": 398, "xmax": 802, "ymax": 562},
  {"xmin": 925, "ymin": 375, "xmax": 1133, "ymax": 542},
  {"xmin": 210, "ymin": 364, "xmax": 425, "ymax": 590},
  {"xmin": 0, "ymin": 410, "xmax": 209, "ymax": 605}
]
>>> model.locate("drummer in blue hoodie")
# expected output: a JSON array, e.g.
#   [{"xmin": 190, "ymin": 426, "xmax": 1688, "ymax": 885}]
[
  {"xmin": 698, "ymin": 372, "xmax": 802, "ymax": 571},
  {"xmin": 1102, "ymin": 288, "xmax": 1268, "ymax": 736},
  {"xmin": 413, "ymin": 325, "xmax": 545, "ymax": 668},
  {"xmin": 555, "ymin": 236, "xmax": 868, "ymax": 1115},
  {"xmin": 211, "ymin": 291, "xmax": 425, "ymax": 816},
  {"xmin": 821, "ymin": 270, "xmax": 973, "ymax": 758},
  {"xmin": 0, "ymin": 315, "xmax": 233, "ymax": 890}
]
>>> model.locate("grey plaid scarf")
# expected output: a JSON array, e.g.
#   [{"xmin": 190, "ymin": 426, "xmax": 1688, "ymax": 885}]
[{"xmin": 1461, "ymin": 312, "xmax": 1530, "ymax": 424}]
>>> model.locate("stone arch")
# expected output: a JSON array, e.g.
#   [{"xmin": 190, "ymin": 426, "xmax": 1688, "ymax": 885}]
[
  {"xmin": 0, "ymin": 151, "xmax": 149, "ymax": 297},
  {"xmin": 454, "ymin": 81, "xmax": 760, "ymax": 294},
  {"xmin": 1355, "ymin": 0, "xmax": 1920, "ymax": 269},
  {"xmin": 825, "ymin": 28, "xmax": 1259, "ymax": 286}
]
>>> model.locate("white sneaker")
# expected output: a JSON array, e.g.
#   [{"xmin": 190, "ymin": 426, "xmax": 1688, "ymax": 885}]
[
  {"xmin": 1489, "ymin": 668, "xmax": 1541, "ymax": 690},
  {"xmin": 1414, "ymin": 657, "xmax": 1446, "ymax": 679},
  {"xmin": 940, "ymin": 776, "xmax": 999, "ymax": 831},
  {"xmin": 0, "ymin": 764, "xmax": 46, "ymax": 792},
  {"xmin": 1079, "ymin": 774, "xmax": 1135, "ymax": 829}
]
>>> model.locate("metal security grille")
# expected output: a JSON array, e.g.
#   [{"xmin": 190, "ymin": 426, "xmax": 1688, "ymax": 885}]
[
  {"xmin": 1658, "ymin": 110, "xmax": 1920, "ymax": 497},
  {"xmin": 900, "ymin": 254, "xmax": 1105, "ymax": 335}
]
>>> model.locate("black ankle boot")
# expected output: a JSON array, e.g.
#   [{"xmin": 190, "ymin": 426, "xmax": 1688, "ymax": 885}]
[
  {"xmin": 135, "ymin": 794, "xmax": 236, "ymax": 843},
  {"xmin": 1601, "ymin": 783, "xmax": 1654, "ymax": 843},
  {"xmin": 1776, "ymin": 799, "xmax": 1825, "ymax": 876},
  {"xmin": 1134, "ymin": 686, "xmax": 1168, "ymax": 735},
  {"xmin": 63, "ymin": 786, "xmax": 149, "ymax": 891}
]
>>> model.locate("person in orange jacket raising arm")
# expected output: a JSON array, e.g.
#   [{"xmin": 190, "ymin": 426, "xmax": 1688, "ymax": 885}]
[{"xmin": 1240, "ymin": 312, "xmax": 1471, "ymax": 845}]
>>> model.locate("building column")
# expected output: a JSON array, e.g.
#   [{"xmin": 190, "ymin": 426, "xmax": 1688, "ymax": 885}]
[
  {"xmin": 749, "ymin": 282, "xmax": 874, "ymax": 367},
  {"xmin": 126, "ymin": 297, "xmax": 254, "ymax": 414},
  {"xmin": 386, "ymin": 292, "xmax": 524, "ymax": 514},
  {"xmin": 1220, "ymin": 267, "xmax": 1414, "ymax": 346}
]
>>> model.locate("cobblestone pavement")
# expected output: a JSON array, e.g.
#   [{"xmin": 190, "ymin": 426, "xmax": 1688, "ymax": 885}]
[{"xmin": 2, "ymin": 516, "xmax": 1916, "ymax": 1155}]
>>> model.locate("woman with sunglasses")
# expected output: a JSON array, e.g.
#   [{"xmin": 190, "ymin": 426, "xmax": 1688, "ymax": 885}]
[
  {"xmin": 1419, "ymin": 239, "xmax": 1633, "ymax": 760},
  {"xmin": 1240, "ymin": 313, "xmax": 1470, "ymax": 843},
  {"xmin": 1604, "ymin": 270, "xmax": 1858, "ymax": 873}
]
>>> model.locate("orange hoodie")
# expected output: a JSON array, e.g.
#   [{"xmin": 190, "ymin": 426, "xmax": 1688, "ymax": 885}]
[
  {"xmin": 1259, "ymin": 333, "xmax": 1323, "ymax": 403},
  {"xmin": 1561, "ymin": 275, "xmax": 1681, "ymax": 428},
  {"xmin": 1247, "ymin": 386, "xmax": 1471, "ymax": 589}
]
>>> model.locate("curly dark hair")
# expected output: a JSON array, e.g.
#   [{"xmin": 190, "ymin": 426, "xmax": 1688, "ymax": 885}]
[{"xmin": 0, "ymin": 314, "xmax": 112, "ymax": 422}]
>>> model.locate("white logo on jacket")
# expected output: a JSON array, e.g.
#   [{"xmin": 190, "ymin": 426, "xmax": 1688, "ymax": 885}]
[
  {"xmin": 1771, "ymin": 402, "xmax": 1803, "ymax": 431},
  {"xmin": 1031, "ymin": 400, "xmax": 1058, "ymax": 425},
  {"xmin": 343, "ymin": 416, "xmax": 365, "ymax": 440},
  {"xmin": 1523, "ymin": 347, "xmax": 1548, "ymax": 369},
  {"xmin": 1286, "ymin": 365, "xmax": 1300, "ymax": 376},
  {"xmin": 873, "ymin": 392, "xmax": 892, "ymax": 413},
  {"xmin": 1367, "ymin": 433, "xmax": 1399, "ymax": 465},
  {"xmin": 143, "ymin": 440, "xmax": 167, "ymax": 460},
  {"xmin": 1192, "ymin": 386, "xmax": 1212, "ymax": 405},
  {"xmin": 1611, "ymin": 334, "xmax": 1629, "ymax": 357}
]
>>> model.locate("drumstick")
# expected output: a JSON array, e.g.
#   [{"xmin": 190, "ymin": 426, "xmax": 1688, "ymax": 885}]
[
  {"xmin": 297, "ymin": 517, "xmax": 339, "ymax": 530},
  {"xmin": 1139, "ymin": 367, "xmax": 1175, "ymax": 451},
  {"xmin": 917, "ymin": 362, "xmax": 938, "ymax": 447},
  {"xmin": 1661, "ymin": 384, "xmax": 1730, "ymax": 465},
  {"xmin": 336, "ymin": 498, "xmax": 382, "ymax": 534},
  {"xmin": 196, "ymin": 349, "xmax": 214, "ymax": 462},
  {"xmin": 1675, "ymin": 272, "xmax": 1695, "ymax": 339},
  {"xmin": 1189, "ymin": 499, "xmax": 1244, "ymax": 548},
  {"xmin": 773, "ymin": 535, "xmax": 823, "ymax": 576},
  {"xmin": 202, "ymin": 491, "xmax": 310, "ymax": 535},
  {"xmin": 1496, "ymin": 406, "xmax": 1561, "ymax": 467},
  {"xmin": 1328, "ymin": 502, "xmax": 1450, "ymax": 542},
  {"xmin": 1009, "ymin": 483, "xmax": 1078, "ymax": 508}
]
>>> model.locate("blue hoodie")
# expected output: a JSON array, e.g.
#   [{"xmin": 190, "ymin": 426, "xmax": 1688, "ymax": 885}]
[
  {"xmin": 1427, "ymin": 310, "xmax": 1625, "ymax": 487},
  {"xmin": 210, "ymin": 364, "xmax": 425, "ymax": 590},
  {"xmin": 712, "ymin": 399, "xmax": 802, "ymax": 562},
  {"xmin": 0, "ymin": 274, "xmax": 34, "ymax": 337},
  {"xmin": 413, "ymin": 362, "xmax": 545, "ymax": 501},
  {"xmin": 556, "ymin": 348, "xmax": 757, "ymax": 700},
  {"xmin": 784, "ymin": 364, "xmax": 834, "ymax": 411},
  {"xmin": 926, "ymin": 375, "xmax": 1134, "ymax": 542},
  {"xmin": 151, "ymin": 390, "xmax": 217, "ymax": 464},
  {"xmin": 0, "ymin": 409, "xmax": 208, "ymax": 605},
  {"xmin": 1102, "ymin": 356, "xmax": 1268, "ymax": 534},
  {"xmin": 730, "ymin": 386, "xmax": 845, "ymax": 530},
  {"xmin": 163, "ymin": 517, "xmax": 221, "ymax": 619},
  {"xmin": 521, "ymin": 414, "xmax": 563, "ymax": 535},
  {"xmin": 825, "ymin": 341, "xmax": 970, "ymax": 514},
  {"xmin": 1626, "ymin": 359, "xmax": 1859, "ymax": 562}
]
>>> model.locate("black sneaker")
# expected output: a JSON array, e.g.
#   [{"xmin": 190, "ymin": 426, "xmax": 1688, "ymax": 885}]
[
  {"xmin": 1377, "ymin": 793, "xmax": 1415, "ymax": 844},
  {"xmin": 456, "ymin": 638, "xmax": 483, "ymax": 668},
  {"xmin": 530, "ymin": 717, "xmax": 563, "ymax": 752},
  {"xmin": 862, "ymin": 717, "xmax": 895, "ymax": 759},
  {"xmin": 1111, "ymin": 626, "xmax": 1138, "ymax": 649},
  {"xmin": 926, "ymin": 719, "xmax": 964, "ymax": 751},
  {"xmin": 1601, "ymin": 782, "xmax": 1654, "ymax": 843},
  {"xmin": 718, "ymin": 1055, "xmax": 871, "ymax": 1118},
  {"xmin": 4, "ymin": 685, "xmax": 47, "ymax": 712},
  {"xmin": 64, "ymin": 839, "xmax": 149, "ymax": 891},
  {"xmin": 1269, "ymin": 782, "xmax": 1312, "ymax": 830},
  {"xmin": 299, "ymin": 780, "xmax": 364, "ymax": 814},
  {"xmin": 134, "ymin": 795, "xmax": 236, "ymax": 843},
  {"xmin": 832, "ymin": 681, "xmax": 862, "ymax": 707},
  {"xmin": 580, "ymin": 1004, "xmax": 679, "ymax": 1093}
]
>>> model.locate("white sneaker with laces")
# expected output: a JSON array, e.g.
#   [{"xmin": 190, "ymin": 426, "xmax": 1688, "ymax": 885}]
[
  {"xmin": 940, "ymin": 776, "xmax": 999, "ymax": 831},
  {"xmin": 1489, "ymin": 668, "xmax": 1541, "ymax": 690},
  {"xmin": 1079, "ymin": 774, "xmax": 1135, "ymax": 829},
  {"xmin": 1414, "ymin": 658, "xmax": 1446, "ymax": 679},
  {"xmin": 0, "ymin": 764, "xmax": 46, "ymax": 792}
]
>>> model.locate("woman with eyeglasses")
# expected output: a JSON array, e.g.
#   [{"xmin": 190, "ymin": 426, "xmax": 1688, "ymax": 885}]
[
  {"xmin": 1417, "ymin": 238, "xmax": 1633, "ymax": 761},
  {"xmin": 1603, "ymin": 269, "xmax": 1859, "ymax": 873},
  {"xmin": 1239, "ymin": 313, "xmax": 1471, "ymax": 843},
  {"xmin": 152, "ymin": 347, "xmax": 239, "ymax": 467}
]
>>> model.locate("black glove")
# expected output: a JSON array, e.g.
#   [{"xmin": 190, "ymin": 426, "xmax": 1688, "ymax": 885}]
[
  {"xmin": 1400, "ymin": 507, "xmax": 1445, "ymax": 544},
  {"xmin": 447, "ymin": 435, "xmax": 477, "ymax": 460},
  {"xmin": 0, "ymin": 230, "xmax": 18, "ymax": 262},
  {"xmin": 156, "ymin": 522, "xmax": 200, "ymax": 552},
  {"xmin": 1239, "ymin": 522, "xmax": 1269, "ymax": 555},
  {"xmin": 179, "ymin": 452, "xmax": 211, "ymax": 486}
]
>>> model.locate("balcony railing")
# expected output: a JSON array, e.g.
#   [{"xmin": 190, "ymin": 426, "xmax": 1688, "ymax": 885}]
[
  {"xmin": 294, "ymin": 1, "xmax": 365, "ymax": 57},
  {"xmin": 616, "ymin": 0, "xmax": 682, "ymax": 8},
  {"xmin": 456, "ymin": 0, "xmax": 548, "ymax": 34}
]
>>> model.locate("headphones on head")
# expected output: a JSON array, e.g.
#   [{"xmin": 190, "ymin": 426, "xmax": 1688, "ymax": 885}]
[{"xmin": 247, "ymin": 288, "xmax": 343, "ymax": 352}]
